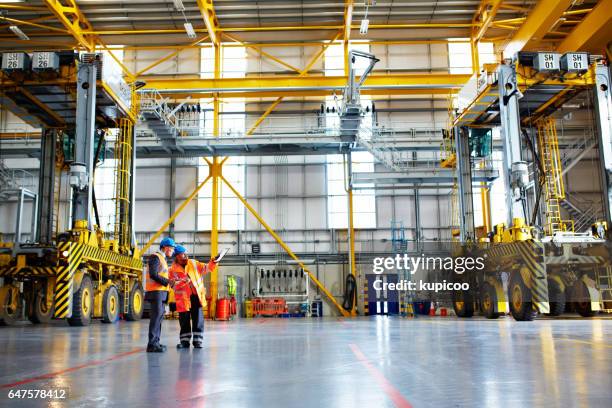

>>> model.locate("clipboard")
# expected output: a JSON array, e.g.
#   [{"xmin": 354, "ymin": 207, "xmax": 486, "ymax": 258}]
[{"xmin": 214, "ymin": 247, "xmax": 230, "ymax": 263}]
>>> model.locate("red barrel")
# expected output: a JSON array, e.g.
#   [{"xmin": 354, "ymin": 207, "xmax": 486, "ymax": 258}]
[{"xmin": 216, "ymin": 298, "xmax": 230, "ymax": 321}]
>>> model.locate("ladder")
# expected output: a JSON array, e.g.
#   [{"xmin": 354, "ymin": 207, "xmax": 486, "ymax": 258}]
[
  {"xmin": 536, "ymin": 118, "xmax": 573, "ymax": 235},
  {"xmin": 597, "ymin": 267, "xmax": 612, "ymax": 312},
  {"xmin": 114, "ymin": 120, "xmax": 133, "ymax": 252}
]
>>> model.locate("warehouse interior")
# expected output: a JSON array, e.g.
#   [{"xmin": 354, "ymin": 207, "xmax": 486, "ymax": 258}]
[{"xmin": 0, "ymin": 0, "xmax": 611, "ymax": 406}]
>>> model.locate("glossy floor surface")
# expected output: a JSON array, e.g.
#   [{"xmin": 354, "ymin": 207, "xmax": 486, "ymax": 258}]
[{"xmin": 0, "ymin": 316, "xmax": 611, "ymax": 407}]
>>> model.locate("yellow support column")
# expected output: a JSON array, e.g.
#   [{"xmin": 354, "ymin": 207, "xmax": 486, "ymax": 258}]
[
  {"xmin": 209, "ymin": 42, "xmax": 221, "ymax": 317},
  {"xmin": 347, "ymin": 188, "xmax": 357, "ymax": 316}
]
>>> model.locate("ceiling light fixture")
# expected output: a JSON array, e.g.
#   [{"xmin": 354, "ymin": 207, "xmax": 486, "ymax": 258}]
[
  {"xmin": 173, "ymin": 0, "xmax": 185, "ymax": 12},
  {"xmin": 360, "ymin": 0, "xmax": 374, "ymax": 35},
  {"xmin": 184, "ymin": 22, "xmax": 196, "ymax": 39},
  {"xmin": 9, "ymin": 25, "xmax": 29, "ymax": 40},
  {"xmin": 359, "ymin": 19, "xmax": 369, "ymax": 35}
]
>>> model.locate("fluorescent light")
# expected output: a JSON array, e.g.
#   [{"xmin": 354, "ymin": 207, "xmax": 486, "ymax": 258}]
[
  {"xmin": 184, "ymin": 22, "xmax": 196, "ymax": 39},
  {"xmin": 9, "ymin": 25, "xmax": 29, "ymax": 41},
  {"xmin": 173, "ymin": 0, "xmax": 185, "ymax": 11},
  {"xmin": 359, "ymin": 19, "xmax": 369, "ymax": 35}
]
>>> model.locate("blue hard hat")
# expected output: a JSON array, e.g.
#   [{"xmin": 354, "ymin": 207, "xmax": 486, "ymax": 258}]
[
  {"xmin": 159, "ymin": 237, "xmax": 176, "ymax": 249},
  {"xmin": 174, "ymin": 245, "xmax": 186, "ymax": 255}
]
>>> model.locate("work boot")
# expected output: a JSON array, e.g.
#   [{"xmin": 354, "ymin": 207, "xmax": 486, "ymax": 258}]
[
  {"xmin": 193, "ymin": 343, "xmax": 203, "ymax": 349},
  {"xmin": 176, "ymin": 342, "xmax": 190, "ymax": 349},
  {"xmin": 146, "ymin": 344, "xmax": 165, "ymax": 353}
]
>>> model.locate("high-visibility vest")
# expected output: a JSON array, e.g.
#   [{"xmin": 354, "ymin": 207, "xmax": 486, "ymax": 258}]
[
  {"xmin": 186, "ymin": 259, "xmax": 208, "ymax": 307},
  {"xmin": 146, "ymin": 251, "xmax": 170, "ymax": 292},
  {"xmin": 169, "ymin": 259, "xmax": 215, "ymax": 312}
]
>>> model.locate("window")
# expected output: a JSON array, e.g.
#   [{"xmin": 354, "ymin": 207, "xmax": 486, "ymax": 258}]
[
  {"xmin": 197, "ymin": 45, "xmax": 247, "ymax": 230},
  {"xmin": 327, "ymin": 153, "xmax": 376, "ymax": 229},
  {"xmin": 324, "ymin": 42, "xmax": 371, "ymax": 77},
  {"xmin": 197, "ymin": 157, "xmax": 245, "ymax": 231},
  {"xmin": 448, "ymin": 39, "xmax": 497, "ymax": 73},
  {"xmin": 478, "ymin": 42, "xmax": 496, "ymax": 68},
  {"xmin": 93, "ymin": 157, "xmax": 117, "ymax": 233},
  {"xmin": 200, "ymin": 45, "xmax": 246, "ymax": 79},
  {"xmin": 448, "ymin": 40, "xmax": 472, "ymax": 74}
]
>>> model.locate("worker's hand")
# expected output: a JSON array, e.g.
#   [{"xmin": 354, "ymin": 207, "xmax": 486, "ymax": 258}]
[
  {"xmin": 168, "ymin": 279, "xmax": 176, "ymax": 288},
  {"xmin": 211, "ymin": 257, "xmax": 219, "ymax": 264}
]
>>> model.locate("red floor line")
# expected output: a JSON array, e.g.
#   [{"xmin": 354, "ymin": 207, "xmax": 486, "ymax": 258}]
[
  {"xmin": 349, "ymin": 343, "xmax": 413, "ymax": 408},
  {"xmin": 0, "ymin": 347, "xmax": 143, "ymax": 389}
]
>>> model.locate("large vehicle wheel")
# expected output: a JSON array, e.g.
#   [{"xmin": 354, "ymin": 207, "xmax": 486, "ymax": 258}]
[
  {"xmin": 452, "ymin": 288, "xmax": 474, "ymax": 318},
  {"xmin": 481, "ymin": 282, "xmax": 500, "ymax": 319},
  {"xmin": 102, "ymin": 285, "xmax": 120, "ymax": 323},
  {"xmin": 572, "ymin": 280, "xmax": 597, "ymax": 317},
  {"xmin": 508, "ymin": 273, "xmax": 536, "ymax": 321},
  {"xmin": 545, "ymin": 279, "xmax": 565, "ymax": 317},
  {"xmin": 125, "ymin": 282, "xmax": 144, "ymax": 321},
  {"xmin": 68, "ymin": 275, "xmax": 93, "ymax": 326},
  {"xmin": 28, "ymin": 287, "xmax": 54, "ymax": 324},
  {"xmin": 0, "ymin": 285, "xmax": 20, "ymax": 326}
]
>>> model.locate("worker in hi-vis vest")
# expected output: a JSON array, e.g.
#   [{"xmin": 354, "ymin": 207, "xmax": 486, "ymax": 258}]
[
  {"xmin": 168, "ymin": 245, "xmax": 218, "ymax": 348},
  {"xmin": 145, "ymin": 237, "xmax": 177, "ymax": 353}
]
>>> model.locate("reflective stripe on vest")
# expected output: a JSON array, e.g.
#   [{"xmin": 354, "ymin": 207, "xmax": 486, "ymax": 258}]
[
  {"xmin": 186, "ymin": 259, "xmax": 207, "ymax": 305},
  {"xmin": 146, "ymin": 251, "xmax": 169, "ymax": 292}
]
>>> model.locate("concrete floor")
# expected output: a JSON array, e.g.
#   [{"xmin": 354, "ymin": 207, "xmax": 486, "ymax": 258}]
[{"xmin": 0, "ymin": 316, "xmax": 611, "ymax": 408}]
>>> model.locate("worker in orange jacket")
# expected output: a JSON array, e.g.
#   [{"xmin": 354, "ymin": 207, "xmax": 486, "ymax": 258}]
[{"xmin": 169, "ymin": 245, "xmax": 218, "ymax": 348}]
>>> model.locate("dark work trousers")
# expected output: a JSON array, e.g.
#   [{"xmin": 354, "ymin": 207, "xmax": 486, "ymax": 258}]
[
  {"xmin": 178, "ymin": 294, "xmax": 204, "ymax": 346},
  {"xmin": 146, "ymin": 291, "xmax": 168, "ymax": 347}
]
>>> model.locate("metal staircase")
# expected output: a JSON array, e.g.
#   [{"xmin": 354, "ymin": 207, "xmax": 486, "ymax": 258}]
[
  {"xmin": 559, "ymin": 192, "xmax": 601, "ymax": 232},
  {"xmin": 139, "ymin": 89, "xmax": 180, "ymax": 144}
]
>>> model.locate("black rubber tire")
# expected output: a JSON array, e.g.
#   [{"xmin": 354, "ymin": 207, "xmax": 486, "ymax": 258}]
[
  {"xmin": 481, "ymin": 282, "xmax": 500, "ymax": 319},
  {"xmin": 573, "ymin": 280, "xmax": 597, "ymax": 318},
  {"xmin": 452, "ymin": 287, "xmax": 474, "ymax": 318},
  {"xmin": 508, "ymin": 272, "xmax": 537, "ymax": 321},
  {"xmin": 68, "ymin": 275, "xmax": 93, "ymax": 326},
  {"xmin": 28, "ymin": 287, "xmax": 54, "ymax": 324},
  {"xmin": 0, "ymin": 285, "xmax": 20, "ymax": 326},
  {"xmin": 125, "ymin": 282, "xmax": 144, "ymax": 321},
  {"xmin": 102, "ymin": 286, "xmax": 120, "ymax": 324},
  {"xmin": 545, "ymin": 279, "xmax": 565, "ymax": 317}
]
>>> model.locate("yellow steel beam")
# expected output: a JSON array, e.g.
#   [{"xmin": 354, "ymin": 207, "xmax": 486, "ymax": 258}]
[
  {"xmin": 140, "ymin": 175, "xmax": 212, "ymax": 255},
  {"xmin": 134, "ymin": 35, "xmax": 209, "ymax": 78},
  {"xmin": 0, "ymin": 4, "xmax": 49, "ymax": 12},
  {"xmin": 43, "ymin": 0, "xmax": 96, "ymax": 51},
  {"xmin": 161, "ymin": 88, "xmax": 465, "ymax": 99},
  {"xmin": 245, "ymin": 31, "xmax": 342, "ymax": 136},
  {"xmin": 144, "ymin": 72, "xmax": 470, "ymax": 98},
  {"xmin": 502, "ymin": 0, "xmax": 573, "ymax": 58},
  {"xmin": 221, "ymin": 175, "xmax": 350, "ymax": 317},
  {"xmin": 84, "ymin": 39, "xmax": 470, "ymax": 51},
  {"xmin": 86, "ymin": 22, "xmax": 473, "ymax": 35},
  {"xmin": 196, "ymin": 0, "xmax": 220, "ymax": 45},
  {"xmin": 556, "ymin": 0, "xmax": 612, "ymax": 53},
  {"xmin": 222, "ymin": 33, "xmax": 301, "ymax": 73},
  {"xmin": 471, "ymin": 0, "xmax": 504, "ymax": 43}
]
